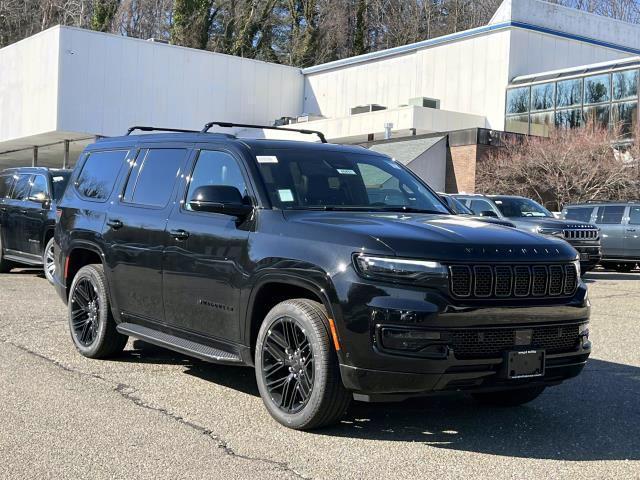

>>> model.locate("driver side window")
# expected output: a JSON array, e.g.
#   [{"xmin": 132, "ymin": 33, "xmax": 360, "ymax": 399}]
[{"xmin": 358, "ymin": 162, "xmax": 413, "ymax": 206}]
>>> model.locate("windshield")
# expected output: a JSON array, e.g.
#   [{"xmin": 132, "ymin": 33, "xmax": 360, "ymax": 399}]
[
  {"xmin": 253, "ymin": 148, "xmax": 450, "ymax": 214},
  {"xmin": 51, "ymin": 172, "xmax": 71, "ymax": 202},
  {"xmin": 492, "ymin": 197, "xmax": 553, "ymax": 218}
]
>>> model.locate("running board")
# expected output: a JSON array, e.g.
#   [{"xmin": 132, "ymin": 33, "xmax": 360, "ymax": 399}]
[{"xmin": 116, "ymin": 323, "xmax": 243, "ymax": 365}]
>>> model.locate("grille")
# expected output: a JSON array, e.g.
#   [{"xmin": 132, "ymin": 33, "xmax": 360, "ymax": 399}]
[
  {"xmin": 450, "ymin": 324, "xmax": 581, "ymax": 359},
  {"xmin": 448, "ymin": 263, "xmax": 579, "ymax": 299},
  {"xmin": 563, "ymin": 228, "xmax": 598, "ymax": 240}
]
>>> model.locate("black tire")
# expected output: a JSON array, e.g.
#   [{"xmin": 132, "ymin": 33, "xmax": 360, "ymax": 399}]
[
  {"xmin": 472, "ymin": 386, "xmax": 546, "ymax": 407},
  {"xmin": 43, "ymin": 237, "xmax": 56, "ymax": 284},
  {"xmin": 68, "ymin": 264, "xmax": 127, "ymax": 359},
  {"xmin": 0, "ymin": 228, "xmax": 13, "ymax": 273},
  {"xmin": 255, "ymin": 299, "xmax": 351, "ymax": 430}
]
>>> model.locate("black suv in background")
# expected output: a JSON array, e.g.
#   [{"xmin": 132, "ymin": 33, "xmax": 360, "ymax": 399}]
[
  {"xmin": 53, "ymin": 124, "xmax": 590, "ymax": 430},
  {"xmin": 0, "ymin": 167, "xmax": 71, "ymax": 282},
  {"xmin": 454, "ymin": 194, "xmax": 602, "ymax": 273}
]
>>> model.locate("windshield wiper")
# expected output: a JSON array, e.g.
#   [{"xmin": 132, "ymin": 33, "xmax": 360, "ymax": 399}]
[{"xmin": 376, "ymin": 206, "xmax": 447, "ymax": 215}]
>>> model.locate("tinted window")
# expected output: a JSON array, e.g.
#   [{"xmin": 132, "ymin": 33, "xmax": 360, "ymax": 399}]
[
  {"xmin": 185, "ymin": 150, "xmax": 248, "ymax": 211},
  {"xmin": 123, "ymin": 149, "xmax": 186, "ymax": 207},
  {"xmin": 612, "ymin": 101, "xmax": 638, "ymax": 137},
  {"xmin": 584, "ymin": 105, "xmax": 610, "ymax": 129},
  {"xmin": 10, "ymin": 174, "xmax": 31, "ymax": 201},
  {"xmin": 565, "ymin": 207, "xmax": 594, "ymax": 222},
  {"xmin": 531, "ymin": 83, "xmax": 555, "ymax": 111},
  {"xmin": 629, "ymin": 206, "xmax": 640, "ymax": 225},
  {"xmin": 28, "ymin": 175, "xmax": 49, "ymax": 201},
  {"xmin": 505, "ymin": 115, "xmax": 529, "ymax": 134},
  {"xmin": 493, "ymin": 197, "xmax": 553, "ymax": 218},
  {"xmin": 468, "ymin": 199, "xmax": 498, "ymax": 215},
  {"xmin": 556, "ymin": 78, "xmax": 583, "ymax": 108},
  {"xmin": 584, "ymin": 74, "xmax": 611, "ymax": 104},
  {"xmin": 76, "ymin": 150, "xmax": 128, "ymax": 201},
  {"xmin": 0, "ymin": 175, "xmax": 14, "ymax": 199},
  {"xmin": 556, "ymin": 109, "xmax": 583, "ymax": 129},
  {"xmin": 51, "ymin": 173, "xmax": 71, "ymax": 202},
  {"xmin": 613, "ymin": 69, "xmax": 638, "ymax": 101},
  {"xmin": 506, "ymin": 87, "xmax": 530, "ymax": 114},
  {"xmin": 596, "ymin": 205, "xmax": 625, "ymax": 224}
]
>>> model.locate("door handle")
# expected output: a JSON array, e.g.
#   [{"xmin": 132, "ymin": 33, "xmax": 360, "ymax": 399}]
[
  {"xmin": 106, "ymin": 219, "xmax": 124, "ymax": 230},
  {"xmin": 19, "ymin": 209, "xmax": 27, "ymax": 214},
  {"xmin": 170, "ymin": 229, "xmax": 190, "ymax": 240},
  {"xmin": 627, "ymin": 228, "xmax": 637, "ymax": 232}
]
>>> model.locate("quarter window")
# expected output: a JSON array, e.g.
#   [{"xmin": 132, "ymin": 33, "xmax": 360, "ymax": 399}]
[
  {"xmin": 629, "ymin": 206, "xmax": 640, "ymax": 225},
  {"xmin": 76, "ymin": 150, "xmax": 128, "ymax": 201},
  {"xmin": 10, "ymin": 174, "xmax": 31, "ymax": 201},
  {"xmin": 564, "ymin": 207, "xmax": 594, "ymax": 222},
  {"xmin": 596, "ymin": 205, "xmax": 625, "ymax": 224},
  {"xmin": 123, "ymin": 149, "xmax": 187, "ymax": 207}
]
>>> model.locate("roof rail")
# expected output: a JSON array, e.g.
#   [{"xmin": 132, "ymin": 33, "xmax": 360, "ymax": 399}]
[
  {"xmin": 201, "ymin": 121, "xmax": 327, "ymax": 143},
  {"xmin": 584, "ymin": 199, "xmax": 640, "ymax": 204},
  {"xmin": 125, "ymin": 126, "xmax": 200, "ymax": 136}
]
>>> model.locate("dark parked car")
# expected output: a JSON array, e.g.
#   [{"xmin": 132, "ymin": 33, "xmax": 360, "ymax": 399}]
[
  {"xmin": 53, "ymin": 124, "xmax": 590, "ymax": 430},
  {"xmin": 0, "ymin": 167, "xmax": 71, "ymax": 282},
  {"xmin": 562, "ymin": 201, "xmax": 640, "ymax": 272},
  {"xmin": 453, "ymin": 194, "xmax": 602, "ymax": 273},
  {"xmin": 439, "ymin": 193, "xmax": 516, "ymax": 228}
]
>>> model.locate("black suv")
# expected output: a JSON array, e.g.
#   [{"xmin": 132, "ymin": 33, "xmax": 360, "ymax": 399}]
[
  {"xmin": 53, "ymin": 124, "xmax": 591, "ymax": 430},
  {"xmin": 0, "ymin": 167, "xmax": 71, "ymax": 282}
]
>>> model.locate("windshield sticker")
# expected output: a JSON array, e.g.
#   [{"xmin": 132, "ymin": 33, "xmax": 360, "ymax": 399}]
[
  {"xmin": 336, "ymin": 169, "xmax": 357, "ymax": 175},
  {"xmin": 257, "ymin": 155, "xmax": 278, "ymax": 164},
  {"xmin": 278, "ymin": 189, "xmax": 294, "ymax": 202},
  {"xmin": 52, "ymin": 176, "xmax": 65, "ymax": 182}
]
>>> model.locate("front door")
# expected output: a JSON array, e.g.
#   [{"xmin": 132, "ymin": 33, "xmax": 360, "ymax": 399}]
[
  {"xmin": 103, "ymin": 146, "xmax": 189, "ymax": 325},
  {"xmin": 3, "ymin": 174, "xmax": 32, "ymax": 254},
  {"xmin": 596, "ymin": 205, "xmax": 627, "ymax": 258},
  {"xmin": 624, "ymin": 205, "xmax": 640, "ymax": 259},
  {"xmin": 22, "ymin": 174, "xmax": 50, "ymax": 256},
  {"xmin": 163, "ymin": 148, "xmax": 252, "ymax": 344}
]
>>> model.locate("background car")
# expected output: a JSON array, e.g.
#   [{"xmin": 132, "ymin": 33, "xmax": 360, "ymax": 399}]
[
  {"xmin": 562, "ymin": 201, "xmax": 640, "ymax": 272},
  {"xmin": 453, "ymin": 194, "xmax": 602, "ymax": 273},
  {"xmin": 0, "ymin": 167, "xmax": 71, "ymax": 282},
  {"xmin": 438, "ymin": 193, "xmax": 516, "ymax": 228}
]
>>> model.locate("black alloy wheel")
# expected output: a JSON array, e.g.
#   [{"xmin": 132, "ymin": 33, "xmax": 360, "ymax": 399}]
[
  {"xmin": 261, "ymin": 316, "xmax": 315, "ymax": 414},
  {"xmin": 70, "ymin": 277, "xmax": 100, "ymax": 347}
]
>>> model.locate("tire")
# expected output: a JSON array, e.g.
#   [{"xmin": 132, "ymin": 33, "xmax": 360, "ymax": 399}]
[
  {"xmin": 68, "ymin": 264, "xmax": 127, "ymax": 359},
  {"xmin": 0, "ymin": 228, "xmax": 13, "ymax": 273},
  {"xmin": 614, "ymin": 263, "xmax": 635, "ymax": 273},
  {"xmin": 43, "ymin": 237, "xmax": 56, "ymax": 284},
  {"xmin": 472, "ymin": 386, "xmax": 546, "ymax": 407},
  {"xmin": 255, "ymin": 299, "xmax": 351, "ymax": 430}
]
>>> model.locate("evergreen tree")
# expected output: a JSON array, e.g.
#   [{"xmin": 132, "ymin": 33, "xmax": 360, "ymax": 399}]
[{"xmin": 91, "ymin": 0, "xmax": 119, "ymax": 33}]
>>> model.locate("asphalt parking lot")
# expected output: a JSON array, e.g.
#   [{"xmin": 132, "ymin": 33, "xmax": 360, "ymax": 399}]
[{"xmin": 1, "ymin": 269, "xmax": 639, "ymax": 479}]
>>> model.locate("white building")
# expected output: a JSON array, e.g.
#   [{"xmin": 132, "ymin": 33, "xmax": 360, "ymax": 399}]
[{"xmin": 2, "ymin": 0, "xmax": 640, "ymax": 191}]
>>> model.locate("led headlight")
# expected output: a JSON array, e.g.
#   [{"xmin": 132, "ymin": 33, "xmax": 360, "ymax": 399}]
[
  {"xmin": 536, "ymin": 226, "xmax": 564, "ymax": 238},
  {"xmin": 354, "ymin": 254, "xmax": 448, "ymax": 284}
]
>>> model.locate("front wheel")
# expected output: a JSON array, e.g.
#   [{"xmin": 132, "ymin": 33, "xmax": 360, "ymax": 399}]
[
  {"xmin": 43, "ymin": 237, "xmax": 56, "ymax": 283},
  {"xmin": 472, "ymin": 386, "xmax": 546, "ymax": 407},
  {"xmin": 255, "ymin": 299, "xmax": 351, "ymax": 430}
]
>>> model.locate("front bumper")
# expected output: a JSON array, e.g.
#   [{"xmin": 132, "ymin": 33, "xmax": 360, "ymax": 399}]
[{"xmin": 570, "ymin": 243, "xmax": 602, "ymax": 270}]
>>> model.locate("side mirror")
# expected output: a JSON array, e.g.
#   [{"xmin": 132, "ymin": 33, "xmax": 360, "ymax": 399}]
[
  {"xmin": 479, "ymin": 210, "xmax": 498, "ymax": 217},
  {"xmin": 188, "ymin": 185, "xmax": 253, "ymax": 217}
]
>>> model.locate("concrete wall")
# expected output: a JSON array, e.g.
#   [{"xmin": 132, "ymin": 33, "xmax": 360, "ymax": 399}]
[{"xmin": 406, "ymin": 136, "xmax": 447, "ymax": 192}]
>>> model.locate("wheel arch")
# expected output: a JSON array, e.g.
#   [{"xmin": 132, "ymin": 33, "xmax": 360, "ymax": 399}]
[{"xmin": 65, "ymin": 242, "xmax": 106, "ymax": 294}]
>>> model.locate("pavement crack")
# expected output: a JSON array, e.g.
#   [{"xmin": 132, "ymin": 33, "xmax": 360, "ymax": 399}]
[{"xmin": 0, "ymin": 337, "xmax": 311, "ymax": 480}]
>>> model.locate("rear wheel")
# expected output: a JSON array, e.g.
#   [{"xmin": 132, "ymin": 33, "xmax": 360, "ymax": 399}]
[
  {"xmin": 255, "ymin": 299, "xmax": 351, "ymax": 430},
  {"xmin": 68, "ymin": 264, "xmax": 127, "ymax": 359},
  {"xmin": 43, "ymin": 237, "xmax": 56, "ymax": 283},
  {"xmin": 472, "ymin": 386, "xmax": 546, "ymax": 407},
  {"xmin": 0, "ymin": 229, "xmax": 13, "ymax": 273}
]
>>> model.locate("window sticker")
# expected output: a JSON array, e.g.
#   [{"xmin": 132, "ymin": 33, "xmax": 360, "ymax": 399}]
[
  {"xmin": 336, "ymin": 168, "xmax": 357, "ymax": 175},
  {"xmin": 52, "ymin": 176, "xmax": 65, "ymax": 182},
  {"xmin": 278, "ymin": 189, "xmax": 294, "ymax": 202},
  {"xmin": 257, "ymin": 155, "xmax": 278, "ymax": 164}
]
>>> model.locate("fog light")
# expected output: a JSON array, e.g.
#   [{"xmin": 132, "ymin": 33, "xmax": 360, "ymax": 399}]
[
  {"xmin": 380, "ymin": 328, "xmax": 441, "ymax": 351},
  {"xmin": 578, "ymin": 323, "xmax": 589, "ymax": 339}
]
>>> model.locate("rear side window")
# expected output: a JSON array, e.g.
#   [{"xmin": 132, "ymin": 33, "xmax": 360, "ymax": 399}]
[
  {"xmin": 596, "ymin": 205, "xmax": 625, "ymax": 224},
  {"xmin": 0, "ymin": 175, "xmax": 14, "ymax": 199},
  {"xmin": 629, "ymin": 206, "xmax": 640, "ymax": 225},
  {"xmin": 29, "ymin": 175, "xmax": 49, "ymax": 201},
  {"xmin": 565, "ymin": 207, "xmax": 594, "ymax": 222},
  {"xmin": 123, "ymin": 148, "xmax": 187, "ymax": 207},
  {"xmin": 10, "ymin": 174, "xmax": 32, "ymax": 201},
  {"xmin": 468, "ymin": 199, "xmax": 497, "ymax": 215},
  {"xmin": 76, "ymin": 150, "xmax": 128, "ymax": 201}
]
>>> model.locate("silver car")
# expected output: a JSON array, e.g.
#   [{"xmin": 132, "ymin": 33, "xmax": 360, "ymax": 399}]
[{"xmin": 562, "ymin": 201, "xmax": 640, "ymax": 272}]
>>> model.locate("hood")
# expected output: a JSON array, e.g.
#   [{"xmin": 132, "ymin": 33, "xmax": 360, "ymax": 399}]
[
  {"xmin": 507, "ymin": 216, "xmax": 597, "ymax": 232},
  {"xmin": 284, "ymin": 211, "xmax": 577, "ymax": 263}
]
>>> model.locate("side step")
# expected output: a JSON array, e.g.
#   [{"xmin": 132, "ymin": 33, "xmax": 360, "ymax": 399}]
[{"xmin": 116, "ymin": 323, "xmax": 243, "ymax": 365}]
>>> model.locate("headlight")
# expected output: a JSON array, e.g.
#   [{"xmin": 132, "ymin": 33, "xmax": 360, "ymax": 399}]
[
  {"xmin": 536, "ymin": 226, "xmax": 564, "ymax": 238},
  {"xmin": 354, "ymin": 254, "xmax": 448, "ymax": 284}
]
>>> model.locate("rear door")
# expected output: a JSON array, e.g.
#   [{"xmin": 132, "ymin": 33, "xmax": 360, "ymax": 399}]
[
  {"xmin": 104, "ymin": 145, "xmax": 189, "ymax": 325},
  {"xmin": 624, "ymin": 205, "xmax": 640, "ymax": 259},
  {"xmin": 0, "ymin": 174, "xmax": 16, "ymax": 248},
  {"xmin": 595, "ymin": 205, "xmax": 627, "ymax": 258},
  {"xmin": 3, "ymin": 174, "xmax": 32, "ymax": 254},
  {"xmin": 22, "ymin": 174, "xmax": 50, "ymax": 256}
]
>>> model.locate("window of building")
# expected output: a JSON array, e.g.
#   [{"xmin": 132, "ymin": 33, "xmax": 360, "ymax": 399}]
[
  {"xmin": 555, "ymin": 108, "xmax": 583, "ymax": 129},
  {"xmin": 556, "ymin": 78, "xmax": 583, "ymax": 108},
  {"xmin": 0, "ymin": 175, "xmax": 14, "ymax": 199},
  {"xmin": 529, "ymin": 111, "xmax": 554, "ymax": 136},
  {"xmin": 596, "ymin": 205, "xmax": 625, "ymax": 224},
  {"xmin": 123, "ymin": 149, "xmax": 186, "ymax": 207},
  {"xmin": 28, "ymin": 175, "xmax": 49, "ymax": 201},
  {"xmin": 612, "ymin": 69, "xmax": 639, "ymax": 101},
  {"xmin": 185, "ymin": 150, "xmax": 248, "ymax": 211},
  {"xmin": 10, "ymin": 174, "xmax": 32, "ymax": 201},
  {"xmin": 584, "ymin": 105, "xmax": 610, "ymax": 128},
  {"xmin": 584, "ymin": 73, "xmax": 611, "ymax": 104},
  {"xmin": 629, "ymin": 206, "xmax": 640, "ymax": 225},
  {"xmin": 564, "ymin": 207, "xmax": 594, "ymax": 222},
  {"xmin": 612, "ymin": 101, "xmax": 638, "ymax": 137},
  {"xmin": 506, "ymin": 87, "xmax": 530, "ymax": 114},
  {"xmin": 531, "ymin": 82, "xmax": 555, "ymax": 111},
  {"xmin": 76, "ymin": 150, "xmax": 128, "ymax": 201},
  {"xmin": 505, "ymin": 115, "xmax": 529, "ymax": 134}
]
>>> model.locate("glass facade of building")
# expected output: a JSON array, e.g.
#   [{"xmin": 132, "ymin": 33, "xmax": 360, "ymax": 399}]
[{"xmin": 505, "ymin": 68, "xmax": 639, "ymax": 137}]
